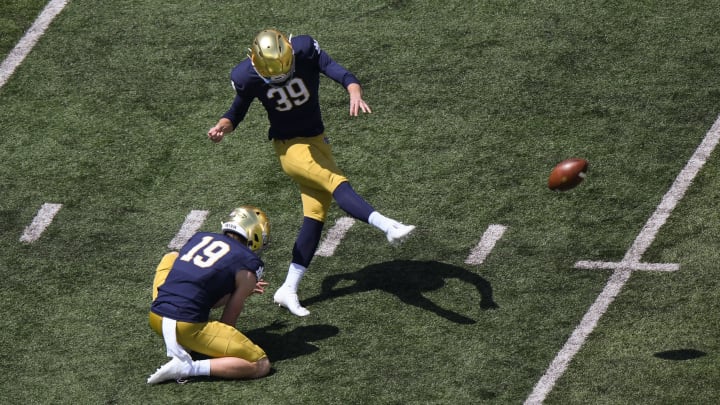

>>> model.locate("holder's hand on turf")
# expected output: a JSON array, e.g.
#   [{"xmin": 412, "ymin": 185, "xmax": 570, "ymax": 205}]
[{"xmin": 253, "ymin": 280, "xmax": 269, "ymax": 295}]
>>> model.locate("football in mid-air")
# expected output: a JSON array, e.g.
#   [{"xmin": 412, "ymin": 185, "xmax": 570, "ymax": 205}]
[{"xmin": 548, "ymin": 158, "xmax": 588, "ymax": 191}]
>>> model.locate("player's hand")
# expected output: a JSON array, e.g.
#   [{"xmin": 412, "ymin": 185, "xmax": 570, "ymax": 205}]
[
  {"xmin": 347, "ymin": 83, "xmax": 372, "ymax": 116},
  {"xmin": 208, "ymin": 125, "xmax": 226, "ymax": 143},
  {"xmin": 253, "ymin": 280, "xmax": 269, "ymax": 295},
  {"xmin": 350, "ymin": 97, "xmax": 372, "ymax": 116}
]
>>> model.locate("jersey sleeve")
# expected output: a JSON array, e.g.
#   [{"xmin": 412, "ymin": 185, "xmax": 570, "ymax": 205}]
[
  {"xmin": 295, "ymin": 35, "xmax": 360, "ymax": 88},
  {"xmin": 230, "ymin": 242, "xmax": 265, "ymax": 280},
  {"xmin": 222, "ymin": 62, "xmax": 257, "ymax": 128}
]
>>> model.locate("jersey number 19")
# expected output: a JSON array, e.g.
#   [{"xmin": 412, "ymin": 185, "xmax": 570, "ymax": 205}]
[{"xmin": 180, "ymin": 236, "xmax": 230, "ymax": 268}]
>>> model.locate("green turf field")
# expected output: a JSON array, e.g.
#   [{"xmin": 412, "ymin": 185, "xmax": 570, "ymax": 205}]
[{"xmin": 2, "ymin": 1, "xmax": 719, "ymax": 403}]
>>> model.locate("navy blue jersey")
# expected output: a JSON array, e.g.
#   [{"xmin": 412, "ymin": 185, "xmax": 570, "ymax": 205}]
[
  {"xmin": 222, "ymin": 35, "xmax": 360, "ymax": 140},
  {"xmin": 151, "ymin": 232, "xmax": 264, "ymax": 323}
]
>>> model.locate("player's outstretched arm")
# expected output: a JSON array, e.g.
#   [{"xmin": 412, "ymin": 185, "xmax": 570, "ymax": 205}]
[{"xmin": 347, "ymin": 83, "xmax": 372, "ymax": 116}]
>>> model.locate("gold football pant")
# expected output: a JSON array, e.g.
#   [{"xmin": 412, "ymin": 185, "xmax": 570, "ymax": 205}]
[
  {"xmin": 149, "ymin": 252, "xmax": 266, "ymax": 362},
  {"xmin": 273, "ymin": 134, "xmax": 348, "ymax": 222}
]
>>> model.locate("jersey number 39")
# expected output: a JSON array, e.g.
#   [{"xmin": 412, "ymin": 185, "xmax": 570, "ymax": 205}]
[{"xmin": 267, "ymin": 77, "xmax": 310, "ymax": 111}]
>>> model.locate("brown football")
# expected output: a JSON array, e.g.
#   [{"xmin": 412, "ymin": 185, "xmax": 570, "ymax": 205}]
[{"xmin": 548, "ymin": 158, "xmax": 588, "ymax": 191}]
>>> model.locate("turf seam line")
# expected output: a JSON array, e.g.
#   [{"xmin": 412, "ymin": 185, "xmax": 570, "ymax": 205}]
[{"xmin": 525, "ymin": 114, "xmax": 720, "ymax": 404}]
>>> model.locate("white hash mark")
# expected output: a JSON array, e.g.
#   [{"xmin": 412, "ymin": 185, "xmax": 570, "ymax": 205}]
[
  {"xmin": 168, "ymin": 210, "xmax": 208, "ymax": 250},
  {"xmin": 20, "ymin": 203, "xmax": 63, "ymax": 243},
  {"xmin": 315, "ymin": 216, "xmax": 356, "ymax": 257},
  {"xmin": 465, "ymin": 224, "xmax": 507, "ymax": 265}
]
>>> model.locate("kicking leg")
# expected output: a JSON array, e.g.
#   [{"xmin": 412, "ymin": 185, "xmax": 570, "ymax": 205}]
[{"xmin": 333, "ymin": 181, "xmax": 415, "ymax": 245}]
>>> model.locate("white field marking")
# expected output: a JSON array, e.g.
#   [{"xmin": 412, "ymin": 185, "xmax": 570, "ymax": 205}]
[
  {"xmin": 465, "ymin": 224, "xmax": 507, "ymax": 265},
  {"xmin": 0, "ymin": 0, "xmax": 69, "ymax": 89},
  {"xmin": 575, "ymin": 260, "xmax": 679, "ymax": 272},
  {"xmin": 526, "ymin": 114, "xmax": 720, "ymax": 405},
  {"xmin": 315, "ymin": 216, "xmax": 356, "ymax": 257},
  {"xmin": 168, "ymin": 210, "xmax": 209, "ymax": 250},
  {"xmin": 19, "ymin": 203, "xmax": 63, "ymax": 243}
]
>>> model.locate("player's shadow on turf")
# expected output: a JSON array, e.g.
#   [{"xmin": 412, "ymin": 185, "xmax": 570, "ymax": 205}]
[
  {"xmin": 303, "ymin": 260, "xmax": 497, "ymax": 324},
  {"xmin": 185, "ymin": 322, "xmax": 337, "ymax": 381},
  {"xmin": 245, "ymin": 321, "xmax": 339, "ymax": 362},
  {"xmin": 190, "ymin": 322, "xmax": 338, "ymax": 365}
]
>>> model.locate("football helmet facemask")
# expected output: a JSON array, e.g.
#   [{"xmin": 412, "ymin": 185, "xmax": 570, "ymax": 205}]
[
  {"xmin": 249, "ymin": 29, "xmax": 294, "ymax": 85},
  {"xmin": 221, "ymin": 206, "xmax": 270, "ymax": 252}
]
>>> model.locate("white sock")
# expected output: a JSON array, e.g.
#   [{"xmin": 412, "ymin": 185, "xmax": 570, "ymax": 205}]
[
  {"xmin": 190, "ymin": 359, "xmax": 211, "ymax": 376},
  {"xmin": 368, "ymin": 211, "xmax": 398, "ymax": 233},
  {"xmin": 280, "ymin": 263, "xmax": 306, "ymax": 293}
]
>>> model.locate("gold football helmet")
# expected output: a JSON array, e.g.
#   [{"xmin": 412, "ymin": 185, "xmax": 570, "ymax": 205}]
[
  {"xmin": 249, "ymin": 29, "xmax": 294, "ymax": 84},
  {"xmin": 240, "ymin": 205, "xmax": 270, "ymax": 248},
  {"xmin": 221, "ymin": 206, "xmax": 270, "ymax": 252}
]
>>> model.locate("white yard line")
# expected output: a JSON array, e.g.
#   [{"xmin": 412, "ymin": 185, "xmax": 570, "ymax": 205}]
[
  {"xmin": 465, "ymin": 224, "xmax": 507, "ymax": 265},
  {"xmin": 19, "ymin": 203, "xmax": 63, "ymax": 243},
  {"xmin": 525, "ymin": 114, "xmax": 720, "ymax": 404},
  {"xmin": 315, "ymin": 216, "xmax": 356, "ymax": 257},
  {"xmin": 0, "ymin": 0, "xmax": 69, "ymax": 89},
  {"xmin": 167, "ymin": 210, "xmax": 209, "ymax": 250}
]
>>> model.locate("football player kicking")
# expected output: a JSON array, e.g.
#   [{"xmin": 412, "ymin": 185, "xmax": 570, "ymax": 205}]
[
  {"xmin": 208, "ymin": 29, "xmax": 415, "ymax": 317},
  {"xmin": 147, "ymin": 206, "xmax": 271, "ymax": 384}
]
